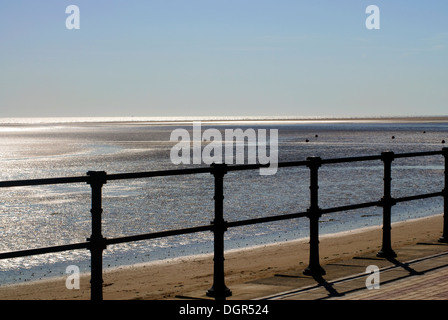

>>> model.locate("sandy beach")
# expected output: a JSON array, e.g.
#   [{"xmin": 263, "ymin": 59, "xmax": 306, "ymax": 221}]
[{"xmin": 0, "ymin": 214, "xmax": 444, "ymax": 300}]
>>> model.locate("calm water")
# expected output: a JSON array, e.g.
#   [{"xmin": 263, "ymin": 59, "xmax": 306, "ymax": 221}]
[{"xmin": 0, "ymin": 118, "xmax": 447, "ymax": 284}]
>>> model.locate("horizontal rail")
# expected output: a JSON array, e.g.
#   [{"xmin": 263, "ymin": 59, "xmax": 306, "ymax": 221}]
[
  {"xmin": 394, "ymin": 150, "xmax": 443, "ymax": 159},
  {"xmin": 106, "ymin": 225, "xmax": 213, "ymax": 246},
  {"xmin": 320, "ymin": 200, "xmax": 382, "ymax": 215},
  {"xmin": 0, "ymin": 176, "xmax": 88, "ymax": 188},
  {"xmin": 106, "ymin": 166, "xmax": 212, "ymax": 181},
  {"xmin": 108, "ymin": 212, "xmax": 312, "ymax": 246},
  {"xmin": 0, "ymin": 212, "xmax": 311, "ymax": 260},
  {"xmin": 0, "ymin": 150, "xmax": 444, "ymax": 188},
  {"xmin": 223, "ymin": 163, "xmax": 274, "ymax": 172},
  {"xmin": 321, "ymin": 155, "xmax": 382, "ymax": 165},
  {"xmin": 2, "ymin": 192, "xmax": 440, "ymax": 260},
  {"xmin": 0, "ymin": 242, "xmax": 89, "ymax": 260},
  {"xmin": 226, "ymin": 211, "xmax": 309, "ymax": 228},
  {"xmin": 395, "ymin": 191, "xmax": 444, "ymax": 203}
]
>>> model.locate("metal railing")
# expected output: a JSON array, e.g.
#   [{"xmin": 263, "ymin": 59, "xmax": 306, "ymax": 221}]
[{"xmin": 0, "ymin": 148, "xmax": 447, "ymax": 300}]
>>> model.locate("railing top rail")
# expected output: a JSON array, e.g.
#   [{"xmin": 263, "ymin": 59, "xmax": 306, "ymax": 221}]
[
  {"xmin": 319, "ymin": 150, "xmax": 444, "ymax": 165},
  {"xmin": 0, "ymin": 149, "xmax": 444, "ymax": 188},
  {"xmin": 0, "ymin": 176, "xmax": 88, "ymax": 188},
  {"xmin": 321, "ymin": 154, "xmax": 382, "ymax": 165},
  {"xmin": 106, "ymin": 166, "xmax": 212, "ymax": 181},
  {"xmin": 393, "ymin": 150, "xmax": 444, "ymax": 159}
]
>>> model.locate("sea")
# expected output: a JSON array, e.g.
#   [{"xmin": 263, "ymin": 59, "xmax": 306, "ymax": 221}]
[{"xmin": 0, "ymin": 116, "xmax": 447, "ymax": 285}]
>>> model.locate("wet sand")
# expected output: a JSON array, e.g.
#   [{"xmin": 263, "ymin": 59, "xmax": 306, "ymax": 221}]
[{"xmin": 0, "ymin": 214, "xmax": 444, "ymax": 300}]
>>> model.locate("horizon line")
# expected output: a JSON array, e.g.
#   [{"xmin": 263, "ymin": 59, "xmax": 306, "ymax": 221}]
[{"xmin": 1, "ymin": 115, "xmax": 448, "ymax": 125}]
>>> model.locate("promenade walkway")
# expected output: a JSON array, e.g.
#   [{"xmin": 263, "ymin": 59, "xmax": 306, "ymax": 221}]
[
  {"xmin": 259, "ymin": 241, "xmax": 448, "ymax": 300},
  {"xmin": 332, "ymin": 264, "xmax": 448, "ymax": 300},
  {"xmin": 178, "ymin": 239, "xmax": 448, "ymax": 300}
]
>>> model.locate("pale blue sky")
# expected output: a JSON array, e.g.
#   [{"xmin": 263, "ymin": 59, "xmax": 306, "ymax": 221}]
[{"xmin": 1, "ymin": 1, "xmax": 447, "ymax": 118}]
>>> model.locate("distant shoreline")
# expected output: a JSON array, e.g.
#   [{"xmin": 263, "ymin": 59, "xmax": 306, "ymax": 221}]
[{"xmin": 1, "ymin": 115, "xmax": 448, "ymax": 125}]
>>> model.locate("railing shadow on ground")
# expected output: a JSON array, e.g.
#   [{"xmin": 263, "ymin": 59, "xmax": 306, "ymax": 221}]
[{"xmin": 0, "ymin": 148, "xmax": 447, "ymax": 300}]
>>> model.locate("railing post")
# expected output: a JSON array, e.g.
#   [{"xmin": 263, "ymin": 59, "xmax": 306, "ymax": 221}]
[
  {"xmin": 206, "ymin": 163, "xmax": 232, "ymax": 300},
  {"xmin": 303, "ymin": 156, "xmax": 326, "ymax": 276},
  {"xmin": 439, "ymin": 148, "xmax": 448, "ymax": 243},
  {"xmin": 86, "ymin": 171, "xmax": 107, "ymax": 301},
  {"xmin": 377, "ymin": 152, "xmax": 397, "ymax": 258}
]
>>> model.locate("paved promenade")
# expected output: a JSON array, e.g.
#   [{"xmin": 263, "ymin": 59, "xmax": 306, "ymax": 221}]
[
  {"xmin": 260, "ymin": 241, "xmax": 448, "ymax": 300},
  {"xmin": 178, "ymin": 240, "xmax": 448, "ymax": 300},
  {"xmin": 333, "ymin": 264, "xmax": 448, "ymax": 300}
]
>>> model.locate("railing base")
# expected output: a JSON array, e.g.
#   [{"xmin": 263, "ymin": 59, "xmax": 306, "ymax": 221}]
[
  {"xmin": 438, "ymin": 236, "xmax": 448, "ymax": 243},
  {"xmin": 303, "ymin": 265, "xmax": 326, "ymax": 276},
  {"xmin": 376, "ymin": 249, "xmax": 397, "ymax": 258},
  {"xmin": 206, "ymin": 286, "xmax": 232, "ymax": 299}
]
